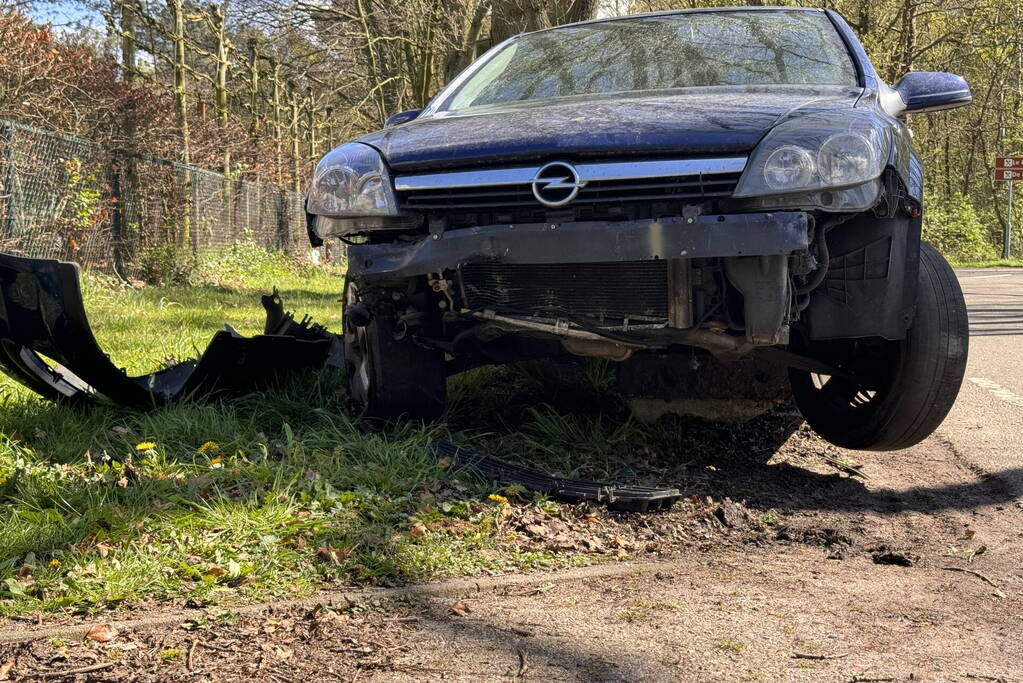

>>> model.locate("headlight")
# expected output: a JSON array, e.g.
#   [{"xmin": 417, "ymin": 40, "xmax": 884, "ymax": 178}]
[
  {"xmin": 734, "ymin": 111, "xmax": 891, "ymax": 197},
  {"xmin": 817, "ymin": 133, "xmax": 876, "ymax": 186},
  {"xmin": 306, "ymin": 143, "xmax": 399, "ymax": 217},
  {"xmin": 764, "ymin": 146, "xmax": 814, "ymax": 191}
]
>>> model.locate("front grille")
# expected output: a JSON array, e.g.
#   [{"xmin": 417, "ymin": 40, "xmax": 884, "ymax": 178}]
[
  {"xmin": 458, "ymin": 261, "xmax": 669, "ymax": 323},
  {"xmin": 399, "ymin": 172, "xmax": 741, "ymax": 213}
]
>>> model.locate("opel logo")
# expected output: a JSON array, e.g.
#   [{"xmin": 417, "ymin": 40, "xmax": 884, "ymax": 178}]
[{"xmin": 531, "ymin": 161, "xmax": 585, "ymax": 208}]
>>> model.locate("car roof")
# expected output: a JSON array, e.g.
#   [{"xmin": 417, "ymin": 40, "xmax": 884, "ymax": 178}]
[{"xmin": 524, "ymin": 6, "xmax": 827, "ymax": 36}]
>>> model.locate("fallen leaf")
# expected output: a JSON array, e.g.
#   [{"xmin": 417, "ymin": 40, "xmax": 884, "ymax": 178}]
[
  {"xmin": 524, "ymin": 524, "xmax": 549, "ymax": 538},
  {"xmin": 449, "ymin": 601, "xmax": 471, "ymax": 617},
  {"xmin": 317, "ymin": 546, "xmax": 350, "ymax": 564},
  {"xmin": 410, "ymin": 522, "xmax": 427, "ymax": 538},
  {"xmin": 0, "ymin": 657, "xmax": 14, "ymax": 681},
  {"xmin": 86, "ymin": 623, "xmax": 119, "ymax": 643},
  {"xmin": 205, "ymin": 565, "xmax": 226, "ymax": 578}
]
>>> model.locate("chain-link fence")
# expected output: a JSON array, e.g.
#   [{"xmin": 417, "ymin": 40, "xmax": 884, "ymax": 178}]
[{"xmin": 0, "ymin": 119, "xmax": 313, "ymax": 276}]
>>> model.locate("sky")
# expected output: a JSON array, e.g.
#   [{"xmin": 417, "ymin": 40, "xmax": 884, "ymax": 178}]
[{"xmin": 29, "ymin": 0, "xmax": 102, "ymax": 29}]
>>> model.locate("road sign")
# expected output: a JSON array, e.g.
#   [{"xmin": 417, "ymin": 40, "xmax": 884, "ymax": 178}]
[
  {"xmin": 994, "ymin": 154, "xmax": 1018, "ymax": 258},
  {"xmin": 994, "ymin": 168, "xmax": 1023, "ymax": 181}
]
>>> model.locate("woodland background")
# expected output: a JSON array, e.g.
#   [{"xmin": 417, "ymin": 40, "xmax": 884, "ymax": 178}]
[{"xmin": 1, "ymin": 0, "xmax": 1022, "ymax": 265}]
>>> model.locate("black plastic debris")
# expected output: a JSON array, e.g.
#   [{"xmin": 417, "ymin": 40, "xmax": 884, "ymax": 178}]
[
  {"xmin": 0, "ymin": 251, "xmax": 336, "ymax": 409},
  {"xmin": 0, "ymin": 251, "xmax": 677, "ymax": 514},
  {"xmin": 433, "ymin": 440, "xmax": 682, "ymax": 512}
]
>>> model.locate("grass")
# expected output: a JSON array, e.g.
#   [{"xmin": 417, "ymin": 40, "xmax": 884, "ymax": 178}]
[
  {"xmin": 0, "ymin": 245, "xmax": 796, "ymax": 618},
  {"xmin": 0, "ymin": 246, "xmax": 590, "ymax": 618},
  {"xmin": 953, "ymin": 258, "xmax": 1023, "ymax": 268}
]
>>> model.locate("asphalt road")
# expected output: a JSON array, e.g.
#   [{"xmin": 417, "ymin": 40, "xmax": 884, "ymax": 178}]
[{"xmin": 941, "ymin": 268, "xmax": 1023, "ymax": 494}]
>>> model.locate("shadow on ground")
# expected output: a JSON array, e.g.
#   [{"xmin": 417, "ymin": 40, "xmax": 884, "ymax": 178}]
[
  {"xmin": 0, "ymin": 356, "xmax": 1012, "ymax": 617},
  {"xmin": 446, "ymin": 358, "xmax": 1015, "ymax": 517}
]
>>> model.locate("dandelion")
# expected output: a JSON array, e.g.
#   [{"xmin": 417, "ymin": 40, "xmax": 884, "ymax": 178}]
[
  {"xmin": 48, "ymin": 558, "xmax": 61, "ymax": 568},
  {"xmin": 210, "ymin": 457, "xmax": 223, "ymax": 466},
  {"xmin": 198, "ymin": 441, "xmax": 220, "ymax": 455},
  {"xmin": 488, "ymin": 493, "xmax": 509, "ymax": 505},
  {"xmin": 135, "ymin": 442, "xmax": 157, "ymax": 452}
]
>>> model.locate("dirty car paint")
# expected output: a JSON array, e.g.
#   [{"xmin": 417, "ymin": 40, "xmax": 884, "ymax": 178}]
[{"xmin": 360, "ymin": 87, "xmax": 863, "ymax": 171}]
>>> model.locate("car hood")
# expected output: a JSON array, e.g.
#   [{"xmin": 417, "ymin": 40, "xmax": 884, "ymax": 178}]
[{"xmin": 359, "ymin": 86, "xmax": 863, "ymax": 172}]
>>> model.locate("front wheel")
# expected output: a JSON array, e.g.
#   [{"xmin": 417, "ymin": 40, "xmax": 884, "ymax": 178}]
[
  {"xmin": 343, "ymin": 280, "xmax": 447, "ymax": 421},
  {"xmin": 790, "ymin": 243, "xmax": 968, "ymax": 451}
]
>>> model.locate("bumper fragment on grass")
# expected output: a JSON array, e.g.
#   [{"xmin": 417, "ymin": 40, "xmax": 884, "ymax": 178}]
[
  {"xmin": 0, "ymin": 251, "xmax": 338, "ymax": 409},
  {"xmin": 434, "ymin": 440, "xmax": 682, "ymax": 512}
]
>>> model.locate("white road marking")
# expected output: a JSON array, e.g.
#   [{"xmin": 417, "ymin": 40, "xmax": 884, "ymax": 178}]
[
  {"xmin": 958, "ymin": 274, "xmax": 1013, "ymax": 280},
  {"xmin": 969, "ymin": 377, "xmax": 1023, "ymax": 407}
]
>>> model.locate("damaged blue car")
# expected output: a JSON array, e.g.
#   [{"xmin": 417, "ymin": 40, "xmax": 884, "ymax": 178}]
[{"xmin": 307, "ymin": 6, "xmax": 972, "ymax": 451}]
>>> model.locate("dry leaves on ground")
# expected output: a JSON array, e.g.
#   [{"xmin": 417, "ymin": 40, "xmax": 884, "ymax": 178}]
[
  {"xmin": 85, "ymin": 623, "xmax": 119, "ymax": 643},
  {"xmin": 449, "ymin": 601, "xmax": 472, "ymax": 617}
]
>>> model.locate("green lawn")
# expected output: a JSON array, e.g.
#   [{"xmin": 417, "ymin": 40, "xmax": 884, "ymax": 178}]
[
  {"xmin": 0, "ymin": 248, "xmax": 591, "ymax": 618},
  {"xmin": 0, "ymin": 246, "xmax": 785, "ymax": 618}
]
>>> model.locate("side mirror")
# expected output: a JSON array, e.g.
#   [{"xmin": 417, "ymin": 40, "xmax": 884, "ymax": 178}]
[
  {"xmin": 894, "ymin": 72, "xmax": 971, "ymax": 114},
  {"xmin": 384, "ymin": 109, "xmax": 421, "ymax": 127}
]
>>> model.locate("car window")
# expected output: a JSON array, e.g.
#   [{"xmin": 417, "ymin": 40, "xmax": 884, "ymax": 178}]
[{"xmin": 444, "ymin": 11, "xmax": 858, "ymax": 111}]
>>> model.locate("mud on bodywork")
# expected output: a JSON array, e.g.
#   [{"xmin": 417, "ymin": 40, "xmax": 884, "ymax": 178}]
[{"xmin": 0, "ymin": 252, "xmax": 338, "ymax": 409}]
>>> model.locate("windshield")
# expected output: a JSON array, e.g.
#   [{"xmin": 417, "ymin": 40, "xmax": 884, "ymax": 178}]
[{"xmin": 443, "ymin": 10, "xmax": 858, "ymax": 111}]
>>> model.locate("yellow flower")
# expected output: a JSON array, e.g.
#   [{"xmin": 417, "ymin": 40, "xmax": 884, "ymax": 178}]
[
  {"xmin": 135, "ymin": 442, "xmax": 157, "ymax": 452},
  {"xmin": 48, "ymin": 558, "xmax": 61, "ymax": 567},
  {"xmin": 488, "ymin": 493, "xmax": 509, "ymax": 505},
  {"xmin": 198, "ymin": 441, "xmax": 220, "ymax": 455},
  {"xmin": 210, "ymin": 457, "xmax": 223, "ymax": 466}
]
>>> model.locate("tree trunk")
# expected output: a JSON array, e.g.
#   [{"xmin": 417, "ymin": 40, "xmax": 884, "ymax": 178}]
[
  {"xmin": 490, "ymin": 0, "xmax": 599, "ymax": 46},
  {"xmin": 306, "ymin": 87, "xmax": 317, "ymax": 168},
  {"xmin": 169, "ymin": 0, "xmax": 192, "ymax": 253},
  {"xmin": 271, "ymin": 60, "xmax": 283, "ymax": 187},
  {"xmin": 119, "ymin": 0, "xmax": 138, "ymax": 83},
  {"xmin": 491, "ymin": 0, "xmax": 541, "ymax": 44},
  {"xmin": 210, "ymin": 3, "xmax": 230, "ymax": 175},
  {"xmin": 290, "ymin": 86, "xmax": 301, "ymax": 192},
  {"xmin": 444, "ymin": 0, "xmax": 491, "ymax": 83},
  {"xmin": 247, "ymin": 38, "xmax": 260, "ymax": 137}
]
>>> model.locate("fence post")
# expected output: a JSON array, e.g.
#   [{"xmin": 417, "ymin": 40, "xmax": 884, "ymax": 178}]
[
  {"xmin": 109, "ymin": 152, "xmax": 126, "ymax": 278},
  {"xmin": 1, "ymin": 120, "xmax": 16, "ymax": 242},
  {"xmin": 278, "ymin": 188, "xmax": 289, "ymax": 252}
]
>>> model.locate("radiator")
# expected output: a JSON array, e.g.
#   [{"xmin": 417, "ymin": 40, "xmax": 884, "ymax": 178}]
[{"xmin": 458, "ymin": 261, "xmax": 669, "ymax": 323}]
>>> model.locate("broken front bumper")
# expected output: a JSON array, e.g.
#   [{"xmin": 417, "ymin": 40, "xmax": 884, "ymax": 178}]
[
  {"xmin": 0, "ymin": 252, "xmax": 336, "ymax": 409},
  {"xmin": 346, "ymin": 212, "xmax": 810, "ymax": 280}
]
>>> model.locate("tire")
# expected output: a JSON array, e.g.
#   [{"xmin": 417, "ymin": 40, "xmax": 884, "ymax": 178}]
[
  {"xmin": 790, "ymin": 243, "xmax": 968, "ymax": 451},
  {"xmin": 343, "ymin": 280, "xmax": 447, "ymax": 421}
]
